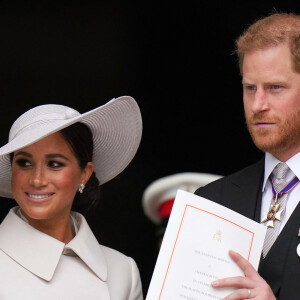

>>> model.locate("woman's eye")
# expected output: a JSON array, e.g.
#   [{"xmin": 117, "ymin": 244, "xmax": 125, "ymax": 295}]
[
  {"xmin": 15, "ymin": 159, "xmax": 31, "ymax": 167},
  {"xmin": 48, "ymin": 161, "xmax": 64, "ymax": 168}
]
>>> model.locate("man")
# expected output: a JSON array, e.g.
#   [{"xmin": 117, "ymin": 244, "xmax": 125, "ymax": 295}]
[{"xmin": 195, "ymin": 13, "xmax": 300, "ymax": 299}]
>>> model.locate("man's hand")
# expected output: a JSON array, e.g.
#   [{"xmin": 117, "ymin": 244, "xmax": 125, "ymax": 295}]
[{"xmin": 211, "ymin": 250, "xmax": 276, "ymax": 299}]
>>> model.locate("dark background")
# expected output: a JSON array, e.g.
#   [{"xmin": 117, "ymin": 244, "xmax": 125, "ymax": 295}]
[{"xmin": 0, "ymin": 1, "xmax": 299, "ymax": 296}]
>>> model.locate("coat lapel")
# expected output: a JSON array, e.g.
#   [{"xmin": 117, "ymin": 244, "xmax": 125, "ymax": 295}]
[{"xmin": 219, "ymin": 158, "xmax": 264, "ymax": 220}]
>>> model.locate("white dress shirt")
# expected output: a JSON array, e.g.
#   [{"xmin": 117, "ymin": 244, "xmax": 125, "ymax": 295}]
[
  {"xmin": 0, "ymin": 207, "xmax": 143, "ymax": 300},
  {"xmin": 261, "ymin": 152, "xmax": 300, "ymax": 232}
]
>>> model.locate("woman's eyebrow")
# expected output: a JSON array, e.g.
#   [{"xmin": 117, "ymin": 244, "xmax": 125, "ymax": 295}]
[
  {"xmin": 14, "ymin": 151, "xmax": 32, "ymax": 158},
  {"xmin": 45, "ymin": 153, "xmax": 70, "ymax": 161},
  {"xmin": 14, "ymin": 152, "xmax": 70, "ymax": 161}
]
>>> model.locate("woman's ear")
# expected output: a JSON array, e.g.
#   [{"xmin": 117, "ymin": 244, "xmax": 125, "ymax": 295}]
[{"xmin": 81, "ymin": 162, "xmax": 94, "ymax": 185}]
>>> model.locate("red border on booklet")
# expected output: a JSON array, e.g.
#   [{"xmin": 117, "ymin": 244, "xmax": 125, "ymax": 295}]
[{"xmin": 158, "ymin": 204, "xmax": 255, "ymax": 299}]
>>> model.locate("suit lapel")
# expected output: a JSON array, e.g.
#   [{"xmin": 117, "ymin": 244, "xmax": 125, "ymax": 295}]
[
  {"xmin": 225, "ymin": 158, "xmax": 264, "ymax": 221},
  {"xmin": 196, "ymin": 158, "xmax": 264, "ymax": 220}
]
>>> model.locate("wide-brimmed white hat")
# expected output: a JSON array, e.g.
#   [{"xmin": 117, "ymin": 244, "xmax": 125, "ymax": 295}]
[{"xmin": 0, "ymin": 96, "xmax": 142, "ymax": 199}]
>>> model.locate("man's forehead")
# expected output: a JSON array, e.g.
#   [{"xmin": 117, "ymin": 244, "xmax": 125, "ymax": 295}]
[{"xmin": 242, "ymin": 44, "xmax": 294, "ymax": 73}]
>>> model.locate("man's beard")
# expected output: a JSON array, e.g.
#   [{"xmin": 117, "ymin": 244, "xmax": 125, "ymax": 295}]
[{"xmin": 246, "ymin": 107, "xmax": 300, "ymax": 157}]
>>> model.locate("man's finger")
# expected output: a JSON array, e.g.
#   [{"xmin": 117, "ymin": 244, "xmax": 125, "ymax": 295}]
[{"xmin": 228, "ymin": 250, "xmax": 260, "ymax": 279}]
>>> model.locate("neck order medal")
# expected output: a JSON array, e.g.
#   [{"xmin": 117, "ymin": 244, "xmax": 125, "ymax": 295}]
[{"xmin": 262, "ymin": 194, "xmax": 284, "ymax": 228}]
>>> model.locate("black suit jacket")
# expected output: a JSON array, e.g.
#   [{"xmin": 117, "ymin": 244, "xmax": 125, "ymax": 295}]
[{"xmin": 195, "ymin": 157, "xmax": 300, "ymax": 299}]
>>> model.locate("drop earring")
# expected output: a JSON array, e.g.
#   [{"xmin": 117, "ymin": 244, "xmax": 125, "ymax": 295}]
[{"xmin": 78, "ymin": 183, "xmax": 85, "ymax": 194}]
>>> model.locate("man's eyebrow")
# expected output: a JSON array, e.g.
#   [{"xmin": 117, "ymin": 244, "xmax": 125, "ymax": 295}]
[{"xmin": 242, "ymin": 79, "xmax": 253, "ymax": 85}]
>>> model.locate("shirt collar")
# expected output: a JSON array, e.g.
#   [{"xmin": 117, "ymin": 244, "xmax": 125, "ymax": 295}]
[
  {"xmin": 0, "ymin": 207, "xmax": 107, "ymax": 282},
  {"xmin": 263, "ymin": 152, "xmax": 300, "ymax": 191}
]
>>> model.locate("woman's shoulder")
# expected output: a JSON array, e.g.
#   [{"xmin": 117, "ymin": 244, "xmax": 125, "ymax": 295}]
[
  {"xmin": 99, "ymin": 245, "xmax": 143, "ymax": 299},
  {"xmin": 100, "ymin": 244, "xmax": 138, "ymax": 273}
]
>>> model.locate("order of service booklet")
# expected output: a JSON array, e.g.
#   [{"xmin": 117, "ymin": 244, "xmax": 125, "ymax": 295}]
[{"xmin": 146, "ymin": 190, "xmax": 267, "ymax": 300}]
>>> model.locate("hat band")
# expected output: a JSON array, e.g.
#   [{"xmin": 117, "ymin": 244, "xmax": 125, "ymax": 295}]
[{"xmin": 158, "ymin": 198, "xmax": 175, "ymax": 219}]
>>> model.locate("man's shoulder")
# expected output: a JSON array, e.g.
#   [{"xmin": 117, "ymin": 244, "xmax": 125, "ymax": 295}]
[
  {"xmin": 195, "ymin": 158, "xmax": 264, "ymax": 200},
  {"xmin": 224, "ymin": 157, "xmax": 265, "ymax": 182}
]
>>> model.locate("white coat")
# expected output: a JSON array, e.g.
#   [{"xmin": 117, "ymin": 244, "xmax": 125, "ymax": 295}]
[{"xmin": 0, "ymin": 207, "xmax": 143, "ymax": 300}]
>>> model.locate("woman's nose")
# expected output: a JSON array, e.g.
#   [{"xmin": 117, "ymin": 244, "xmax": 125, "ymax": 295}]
[{"xmin": 29, "ymin": 167, "xmax": 47, "ymax": 187}]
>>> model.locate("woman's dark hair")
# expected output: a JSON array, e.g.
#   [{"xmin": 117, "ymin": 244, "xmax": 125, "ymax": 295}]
[{"xmin": 60, "ymin": 122, "xmax": 100, "ymax": 214}]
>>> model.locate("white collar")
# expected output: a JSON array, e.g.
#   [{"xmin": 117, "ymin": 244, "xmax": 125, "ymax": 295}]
[
  {"xmin": 263, "ymin": 152, "xmax": 300, "ymax": 191},
  {"xmin": 0, "ymin": 207, "xmax": 108, "ymax": 282}
]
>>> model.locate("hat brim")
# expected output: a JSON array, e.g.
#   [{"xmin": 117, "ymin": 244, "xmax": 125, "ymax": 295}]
[{"xmin": 0, "ymin": 96, "xmax": 142, "ymax": 199}]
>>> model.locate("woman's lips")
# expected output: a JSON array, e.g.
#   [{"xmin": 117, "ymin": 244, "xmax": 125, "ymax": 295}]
[{"xmin": 25, "ymin": 192, "xmax": 54, "ymax": 202}]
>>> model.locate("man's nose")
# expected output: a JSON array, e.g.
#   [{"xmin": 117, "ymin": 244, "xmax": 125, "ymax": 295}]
[{"xmin": 251, "ymin": 89, "xmax": 270, "ymax": 114}]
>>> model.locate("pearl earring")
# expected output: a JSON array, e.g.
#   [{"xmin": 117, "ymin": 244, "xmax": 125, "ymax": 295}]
[{"xmin": 78, "ymin": 183, "xmax": 85, "ymax": 194}]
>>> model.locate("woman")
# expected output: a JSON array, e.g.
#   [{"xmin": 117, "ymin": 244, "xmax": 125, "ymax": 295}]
[{"xmin": 0, "ymin": 96, "xmax": 143, "ymax": 299}]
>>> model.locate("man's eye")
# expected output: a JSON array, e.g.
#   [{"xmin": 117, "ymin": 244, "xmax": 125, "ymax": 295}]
[
  {"xmin": 271, "ymin": 85, "xmax": 281, "ymax": 90},
  {"xmin": 48, "ymin": 161, "xmax": 64, "ymax": 168},
  {"xmin": 245, "ymin": 85, "xmax": 256, "ymax": 91},
  {"xmin": 15, "ymin": 159, "xmax": 31, "ymax": 167}
]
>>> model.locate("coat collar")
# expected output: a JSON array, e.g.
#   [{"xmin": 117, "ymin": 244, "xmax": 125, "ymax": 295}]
[
  {"xmin": 0, "ymin": 207, "xmax": 108, "ymax": 282},
  {"xmin": 66, "ymin": 212, "xmax": 108, "ymax": 281}
]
